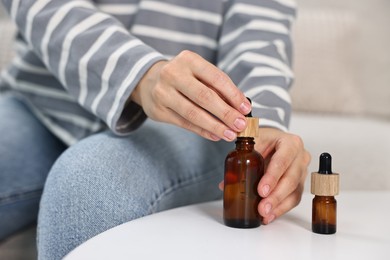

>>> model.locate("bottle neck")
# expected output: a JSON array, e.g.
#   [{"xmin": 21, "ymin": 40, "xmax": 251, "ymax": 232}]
[
  {"xmin": 314, "ymin": 195, "xmax": 336, "ymax": 201},
  {"xmin": 235, "ymin": 137, "xmax": 255, "ymax": 150}
]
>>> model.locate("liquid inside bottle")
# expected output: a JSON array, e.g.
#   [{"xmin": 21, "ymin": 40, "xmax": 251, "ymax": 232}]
[
  {"xmin": 223, "ymin": 137, "xmax": 264, "ymax": 228},
  {"xmin": 312, "ymin": 196, "xmax": 337, "ymax": 234}
]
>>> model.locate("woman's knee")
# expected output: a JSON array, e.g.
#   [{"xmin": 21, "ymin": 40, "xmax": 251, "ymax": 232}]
[
  {"xmin": 39, "ymin": 132, "xmax": 156, "ymax": 221},
  {"xmin": 37, "ymin": 132, "xmax": 154, "ymax": 259}
]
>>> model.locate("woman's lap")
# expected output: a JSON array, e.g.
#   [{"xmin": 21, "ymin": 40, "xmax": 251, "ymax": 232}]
[
  {"xmin": 0, "ymin": 94, "xmax": 232, "ymax": 258},
  {"xmin": 37, "ymin": 119, "xmax": 232, "ymax": 259}
]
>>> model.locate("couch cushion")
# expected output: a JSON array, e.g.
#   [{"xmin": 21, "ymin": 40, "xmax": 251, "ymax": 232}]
[{"xmin": 291, "ymin": 0, "xmax": 390, "ymax": 119}]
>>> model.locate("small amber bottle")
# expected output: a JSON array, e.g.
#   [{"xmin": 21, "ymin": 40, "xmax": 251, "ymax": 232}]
[
  {"xmin": 223, "ymin": 110, "xmax": 264, "ymax": 228},
  {"xmin": 311, "ymin": 153, "xmax": 340, "ymax": 234}
]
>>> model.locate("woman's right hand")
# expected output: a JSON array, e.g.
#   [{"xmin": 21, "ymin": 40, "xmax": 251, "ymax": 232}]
[{"xmin": 130, "ymin": 50, "xmax": 252, "ymax": 142}]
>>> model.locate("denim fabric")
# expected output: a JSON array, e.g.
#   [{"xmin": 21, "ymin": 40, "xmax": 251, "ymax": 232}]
[
  {"xmin": 0, "ymin": 94, "xmax": 66, "ymax": 240},
  {"xmin": 37, "ymin": 117, "xmax": 233, "ymax": 259}
]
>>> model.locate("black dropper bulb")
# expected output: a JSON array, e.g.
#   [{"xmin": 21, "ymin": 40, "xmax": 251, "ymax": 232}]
[
  {"xmin": 318, "ymin": 152, "xmax": 332, "ymax": 174},
  {"xmin": 246, "ymin": 97, "xmax": 252, "ymax": 117}
]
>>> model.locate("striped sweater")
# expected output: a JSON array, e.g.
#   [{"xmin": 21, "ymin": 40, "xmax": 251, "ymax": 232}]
[{"xmin": 0, "ymin": 0, "xmax": 296, "ymax": 145}]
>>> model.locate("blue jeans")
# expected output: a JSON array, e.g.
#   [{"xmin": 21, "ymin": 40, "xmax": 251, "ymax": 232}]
[
  {"xmin": 0, "ymin": 94, "xmax": 66, "ymax": 240},
  {"xmin": 0, "ymin": 94, "xmax": 232, "ymax": 259}
]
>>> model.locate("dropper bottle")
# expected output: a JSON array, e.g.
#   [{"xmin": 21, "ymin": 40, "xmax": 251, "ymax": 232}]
[
  {"xmin": 311, "ymin": 153, "xmax": 340, "ymax": 234},
  {"xmin": 223, "ymin": 100, "xmax": 264, "ymax": 228}
]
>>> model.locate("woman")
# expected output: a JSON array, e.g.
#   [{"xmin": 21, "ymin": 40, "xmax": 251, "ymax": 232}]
[{"xmin": 0, "ymin": 0, "xmax": 310, "ymax": 259}]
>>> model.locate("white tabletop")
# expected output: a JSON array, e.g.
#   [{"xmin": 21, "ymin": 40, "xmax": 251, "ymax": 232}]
[{"xmin": 65, "ymin": 191, "xmax": 390, "ymax": 260}]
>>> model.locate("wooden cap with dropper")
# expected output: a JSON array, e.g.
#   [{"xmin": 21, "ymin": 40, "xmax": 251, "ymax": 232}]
[
  {"xmin": 311, "ymin": 153, "xmax": 340, "ymax": 196},
  {"xmin": 237, "ymin": 98, "xmax": 259, "ymax": 138}
]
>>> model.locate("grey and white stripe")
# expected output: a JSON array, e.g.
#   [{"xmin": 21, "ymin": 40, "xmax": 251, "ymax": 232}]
[{"xmin": 0, "ymin": 0, "xmax": 296, "ymax": 145}]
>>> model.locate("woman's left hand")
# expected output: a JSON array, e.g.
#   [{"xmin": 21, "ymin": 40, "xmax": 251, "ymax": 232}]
[{"xmin": 255, "ymin": 127, "xmax": 311, "ymax": 224}]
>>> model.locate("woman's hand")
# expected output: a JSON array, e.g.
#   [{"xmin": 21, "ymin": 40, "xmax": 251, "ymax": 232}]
[
  {"xmin": 255, "ymin": 128, "xmax": 311, "ymax": 224},
  {"xmin": 130, "ymin": 50, "xmax": 252, "ymax": 142}
]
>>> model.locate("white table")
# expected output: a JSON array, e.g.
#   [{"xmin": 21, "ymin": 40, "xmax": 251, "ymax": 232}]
[{"xmin": 65, "ymin": 191, "xmax": 390, "ymax": 260}]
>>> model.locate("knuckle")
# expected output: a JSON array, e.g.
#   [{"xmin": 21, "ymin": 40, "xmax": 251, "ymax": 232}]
[
  {"xmin": 229, "ymin": 88, "xmax": 241, "ymax": 102},
  {"xmin": 180, "ymin": 119, "xmax": 194, "ymax": 131},
  {"xmin": 185, "ymin": 107, "xmax": 198, "ymax": 122},
  {"xmin": 159, "ymin": 63, "xmax": 176, "ymax": 82},
  {"xmin": 211, "ymin": 122, "xmax": 223, "ymax": 135},
  {"xmin": 221, "ymin": 108, "xmax": 233, "ymax": 121},
  {"xmin": 200, "ymin": 128, "xmax": 212, "ymax": 140},
  {"xmin": 210, "ymin": 70, "xmax": 228, "ymax": 87},
  {"xmin": 286, "ymin": 175, "xmax": 300, "ymax": 192},
  {"xmin": 264, "ymin": 173, "xmax": 279, "ymax": 188},
  {"xmin": 290, "ymin": 134, "xmax": 304, "ymax": 148},
  {"xmin": 273, "ymin": 157, "xmax": 289, "ymax": 172},
  {"xmin": 196, "ymin": 88, "xmax": 214, "ymax": 105},
  {"xmin": 273, "ymin": 192, "xmax": 284, "ymax": 205},
  {"xmin": 177, "ymin": 50, "xmax": 196, "ymax": 63}
]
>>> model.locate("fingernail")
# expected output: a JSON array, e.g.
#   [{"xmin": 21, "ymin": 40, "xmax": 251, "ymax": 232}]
[
  {"xmin": 268, "ymin": 214, "xmax": 276, "ymax": 224},
  {"xmin": 234, "ymin": 118, "xmax": 246, "ymax": 130},
  {"xmin": 262, "ymin": 185, "xmax": 270, "ymax": 196},
  {"xmin": 223, "ymin": 129, "xmax": 236, "ymax": 141},
  {"xmin": 265, "ymin": 203, "xmax": 272, "ymax": 215},
  {"xmin": 240, "ymin": 102, "xmax": 251, "ymax": 114}
]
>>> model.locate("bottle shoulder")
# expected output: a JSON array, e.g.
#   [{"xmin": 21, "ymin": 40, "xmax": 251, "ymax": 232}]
[{"xmin": 225, "ymin": 149, "xmax": 264, "ymax": 161}]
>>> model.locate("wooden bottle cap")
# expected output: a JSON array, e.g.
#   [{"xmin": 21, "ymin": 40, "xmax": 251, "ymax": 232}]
[
  {"xmin": 311, "ymin": 172, "xmax": 339, "ymax": 196},
  {"xmin": 311, "ymin": 153, "xmax": 340, "ymax": 196},
  {"xmin": 237, "ymin": 117, "xmax": 259, "ymax": 138}
]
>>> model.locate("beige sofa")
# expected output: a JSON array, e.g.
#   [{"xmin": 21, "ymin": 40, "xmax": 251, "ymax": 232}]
[
  {"xmin": 1, "ymin": 0, "xmax": 389, "ymax": 258},
  {"xmin": 291, "ymin": 0, "xmax": 390, "ymax": 191}
]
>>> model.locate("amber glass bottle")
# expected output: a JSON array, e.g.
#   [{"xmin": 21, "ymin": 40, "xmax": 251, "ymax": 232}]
[
  {"xmin": 312, "ymin": 196, "xmax": 337, "ymax": 234},
  {"xmin": 311, "ymin": 153, "xmax": 339, "ymax": 234},
  {"xmin": 223, "ymin": 113, "xmax": 264, "ymax": 228}
]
